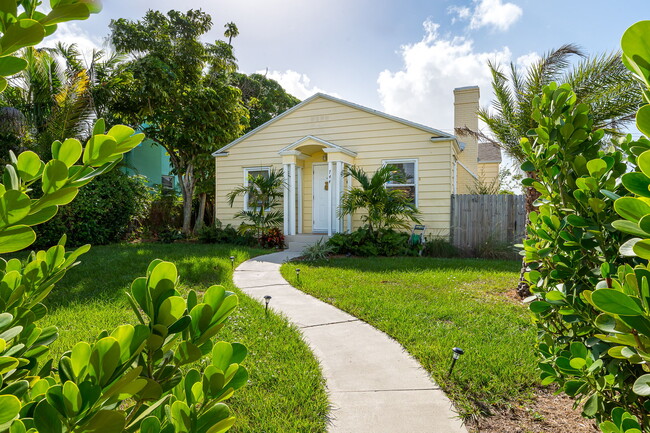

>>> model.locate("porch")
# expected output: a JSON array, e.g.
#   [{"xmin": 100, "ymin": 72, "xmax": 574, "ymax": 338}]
[{"xmin": 281, "ymin": 135, "xmax": 356, "ymax": 236}]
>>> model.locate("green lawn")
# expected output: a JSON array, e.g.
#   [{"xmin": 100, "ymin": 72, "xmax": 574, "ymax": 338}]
[
  {"xmin": 280, "ymin": 257, "xmax": 537, "ymax": 420},
  {"xmin": 35, "ymin": 243, "xmax": 328, "ymax": 433}
]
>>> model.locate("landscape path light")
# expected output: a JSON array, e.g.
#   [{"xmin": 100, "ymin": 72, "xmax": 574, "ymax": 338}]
[
  {"xmin": 296, "ymin": 268, "xmax": 301, "ymax": 282},
  {"xmin": 447, "ymin": 347, "xmax": 464, "ymax": 377},
  {"xmin": 230, "ymin": 256, "xmax": 235, "ymax": 269},
  {"xmin": 264, "ymin": 295, "xmax": 272, "ymax": 316}
]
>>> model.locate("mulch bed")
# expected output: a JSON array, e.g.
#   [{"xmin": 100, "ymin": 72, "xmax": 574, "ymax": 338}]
[{"xmin": 468, "ymin": 388, "xmax": 598, "ymax": 433}]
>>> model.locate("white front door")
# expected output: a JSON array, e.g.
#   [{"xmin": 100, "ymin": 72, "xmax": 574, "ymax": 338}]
[{"xmin": 312, "ymin": 164, "xmax": 329, "ymax": 232}]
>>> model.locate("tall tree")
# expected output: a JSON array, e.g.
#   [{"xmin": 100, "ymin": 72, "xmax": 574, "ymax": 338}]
[
  {"xmin": 1, "ymin": 46, "xmax": 96, "ymax": 156},
  {"xmin": 109, "ymin": 10, "xmax": 248, "ymax": 234},
  {"xmin": 461, "ymin": 45, "xmax": 643, "ymax": 296},
  {"xmin": 459, "ymin": 45, "xmax": 642, "ymax": 213},
  {"xmin": 231, "ymin": 72, "xmax": 300, "ymax": 132},
  {"xmin": 224, "ymin": 22, "xmax": 239, "ymax": 46}
]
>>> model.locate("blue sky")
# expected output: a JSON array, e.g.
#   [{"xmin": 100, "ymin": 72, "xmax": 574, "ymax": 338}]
[{"xmin": 49, "ymin": 0, "xmax": 650, "ymax": 136}]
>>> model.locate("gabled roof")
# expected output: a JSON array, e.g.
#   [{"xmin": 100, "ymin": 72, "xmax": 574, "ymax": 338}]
[
  {"xmin": 212, "ymin": 92, "xmax": 456, "ymax": 156},
  {"xmin": 278, "ymin": 135, "xmax": 357, "ymax": 157},
  {"xmin": 478, "ymin": 142, "xmax": 502, "ymax": 163}
]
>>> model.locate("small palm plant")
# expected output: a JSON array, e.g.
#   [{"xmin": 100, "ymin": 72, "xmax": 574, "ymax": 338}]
[
  {"xmin": 227, "ymin": 168, "xmax": 285, "ymax": 239},
  {"xmin": 339, "ymin": 165, "xmax": 421, "ymax": 239}
]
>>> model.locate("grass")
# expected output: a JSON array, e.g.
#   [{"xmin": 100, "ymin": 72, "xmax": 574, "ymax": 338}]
[
  {"xmin": 280, "ymin": 256, "xmax": 537, "ymax": 420},
  {"xmin": 30, "ymin": 243, "xmax": 328, "ymax": 433}
]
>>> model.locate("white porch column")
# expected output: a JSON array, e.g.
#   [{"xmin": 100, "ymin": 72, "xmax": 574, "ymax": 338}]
[
  {"xmin": 327, "ymin": 160, "xmax": 333, "ymax": 236},
  {"xmin": 283, "ymin": 164, "xmax": 289, "ymax": 234},
  {"xmin": 297, "ymin": 166, "xmax": 303, "ymax": 234},
  {"xmin": 336, "ymin": 160, "xmax": 343, "ymax": 233},
  {"xmin": 347, "ymin": 165, "xmax": 352, "ymax": 233},
  {"xmin": 289, "ymin": 163, "xmax": 297, "ymax": 235}
]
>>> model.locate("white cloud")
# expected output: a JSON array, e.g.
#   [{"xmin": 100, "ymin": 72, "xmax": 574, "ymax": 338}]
[
  {"xmin": 260, "ymin": 70, "xmax": 339, "ymax": 100},
  {"xmin": 515, "ymin": 51, "xmax": 541, "ymax": 69},
  {"xmin": 39, "ymin": 22, "xmax": 105, "ymax": 59},
  {"xmin": 449, "ymin": 0, "xmax": 523, "ymax": 32},
  {"xmin": 377, "ymin": 20, "xmax": 512, "ymax": 132}
]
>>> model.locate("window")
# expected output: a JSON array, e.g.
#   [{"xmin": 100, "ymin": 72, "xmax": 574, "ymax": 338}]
[
  {"xmin": 161, "ymin": 175, "xmax": 174, "ymax": 190},
  {"xmin": 244, "ymin": 167, "xmax": 271, "ymax": 211},
  {"xmin": 382, "ymin": 159, "xmax": 417, "ymax": 205}
]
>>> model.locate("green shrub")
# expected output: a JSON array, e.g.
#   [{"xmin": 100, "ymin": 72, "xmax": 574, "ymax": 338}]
[
  {"xmin": 146, "ymin": 189, "xmax": 183, "ymax": 237},
  {"xmin": 421, "ymin": 235, "xmax": 458, "ymax": 258},
  {"xmin": 197, "ymin": 222, "xmax": 257, "ymax": 247},
  {"xmin": 259, "ymin": 227, "xmax": 285, "ymax": 249},
  {"xmin": 34, "ymin": 170, "xmax": 152, "ymax": 247},
  {"xmin": 521, "ymin": 22, "xmax": 650, "ymax": 429},
  {"xmin": 328, "ymin": 228, "xmax": 418, "ymax": 257},
  {"xmin": 301, "ymin": 238, "xmax": 335, "ymax": 261}
]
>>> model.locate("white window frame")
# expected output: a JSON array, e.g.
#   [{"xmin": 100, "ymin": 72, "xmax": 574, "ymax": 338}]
[
  {"xmin": 382, "ymin": 158, "xmax": 418, "ymax": 206},
  {"xmin": 243, "ymin": 166, "xmax": 271, "ymax": 211}
]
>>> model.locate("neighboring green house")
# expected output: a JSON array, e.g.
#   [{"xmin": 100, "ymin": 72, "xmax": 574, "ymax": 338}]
[{"xmin": 123, "ymin": 138, "xmax": 176, "ymax": 191}]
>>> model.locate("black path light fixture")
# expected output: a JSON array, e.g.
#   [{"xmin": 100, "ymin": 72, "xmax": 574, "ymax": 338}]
[
  {"xmin": 296, "ymin": 268, "xmax": 301, "ymax": 283},
  {"xmin": 448, "ymin": 347, "xmax": 464, "ymax": 377},
  {"xmin": 230, "ymin": 256, "xmax": 235, "ymax": 269},
  {"xmin": 264, "ymin": 295, "xmax": 272, "ymax": 315}
]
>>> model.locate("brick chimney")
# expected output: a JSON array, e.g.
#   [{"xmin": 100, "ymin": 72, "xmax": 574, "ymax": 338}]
[{"xmin": 454, "ymin": 86, "xmax": 480, "ymax": 193}]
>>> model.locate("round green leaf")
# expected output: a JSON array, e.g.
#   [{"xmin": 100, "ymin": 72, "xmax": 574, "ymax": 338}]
[
  {"xmin": 0, "ymin": 19, "xmax": 46, "ymax": 56},
  {"xmin": 586, "ymin": 158, "xmax": 607, "ymax": 178},
  {"xmin": 0, "ymin": 56, "xmax": 27, "ymax": 77},
  {"xmin": 34, "ymin": 400, "xmax": 63, "ymax": 433},
  {"xmin": 638, "ymin": 149, "xmax": 650, "ymax": 178},
  {"xmin": 591, "ymin": 289, "xmax": 644, "ymax": 316},
  {"xmin": 41, "ymin": 160, "xmax": 68, "ymax": 194},
  {"xmin": 77, "ymin": 410, "xmax": 125, "ymax": 433},
  {"xmin": 0, "ymin": 395, "xmax": 20, "ymax": 428},
  {"xmin": 614, "ymin": 197, "xmax": 650, "ymax": 223},
  {"xmin": 157, "ymin": 296, "xmax": 186, "ymax": 327},
  {"xmin": 16, "ymin": 151, "xmax": 43, "ymax": 181},
  {"xmin": 612, "ymin": 220, "xmax": 650, "ymax": 237},
  {"xmin": 622, "ymin": 21, "xmax": 650, "ymax": 85},
  {"xmin": 634, "ymin": 239, "xmax": 650, "ymax": 260},
  {"xmin": 634, "ymin": 374, "xmax": 650, "ymax": 396},
  {"xmin": 0, "ymin": 190, "xmax": 32, "ymax": 227},
  {"xmin": 140, "ymin": 417, "xmax": 161, "ymax": 433},
  {"xmin": 57, "ymin": 139, "xmax": 82, "ymax": 167},
  {"xmin": 0, "ymin": 225, "xmax": 36, "ymax": 253},
  {"xmin": 622, "ymin": 172, "xmax": 650, "ymax": 197}
]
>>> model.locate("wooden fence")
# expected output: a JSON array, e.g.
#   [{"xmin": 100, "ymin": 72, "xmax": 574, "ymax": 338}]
[{"xmin": 450, "ymin": 194, "xmax": 526, "ymax": 258}]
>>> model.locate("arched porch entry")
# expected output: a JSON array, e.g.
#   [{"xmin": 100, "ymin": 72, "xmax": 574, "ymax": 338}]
[{"xmin": 278, "ymin": 135, "xmax": 356, "ymax": 236}]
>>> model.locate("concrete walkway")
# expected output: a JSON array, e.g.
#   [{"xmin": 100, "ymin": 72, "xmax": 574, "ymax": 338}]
[{"xmin": 233, "ymin": 251, "xmax": 467, "ymax": 433}]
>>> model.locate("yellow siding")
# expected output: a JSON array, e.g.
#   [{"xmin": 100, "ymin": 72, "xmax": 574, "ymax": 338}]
[
  {"xmin": 478, "ymin": 162, "xmax": 500, "ymax": 185},
  {"xmin": 215, "ymin": 96, "xmax": 454, "ymax": 236}
]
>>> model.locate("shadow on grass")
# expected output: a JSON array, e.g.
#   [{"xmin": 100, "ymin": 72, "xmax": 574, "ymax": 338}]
[
  {"xmin": 43, "ymin": 243, "xmax": 267, "ymax": 311},
  {"xmin": 301, "ymin": 256, "xmax": 521, "ymax": 274}
]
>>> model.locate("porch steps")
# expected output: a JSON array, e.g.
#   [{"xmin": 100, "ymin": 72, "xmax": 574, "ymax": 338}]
[{"xmin": 285, "ymin": 234, "xmax": 329, "ymax": 253}]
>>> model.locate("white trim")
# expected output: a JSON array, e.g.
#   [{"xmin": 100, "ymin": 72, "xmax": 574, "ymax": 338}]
[
  {"xmin": 243, "ymin": 166, "xmax": 271, "ymax": 212},
  {"xmin": 278, "ymin": 135, "xmax": 358, "ymax": 157},
  {"xmin": 289, "ymin": 163, "xmax": 296, "ymax": 235},
  {"xmin": 212, "ymin": 93, "xmax": 455, "ymax": 156},
  {"xmin": 327, "ymin": 161, "xmax": 333, "ymax": 236},
  {"xmin": 457, "ymin": 160, "xmax": 479, "ymax": 180},
  {"xmin": 336, "ymin": 161, "xmax": 343, "ymax": 233},
  {"xmin": 297, "ymin": 166, "xmax": 303, "ymax": 234},
  {"xmin": 478, "ymin": 160, "xmax": 502, "ymax": 164},
  {"xmin": 346, "ymin": 166, "xmax": 352, "ymax": 233},
  {"xmin": 453, "ymin": 158, "xmax": 458, "ymax": 195},
  {"xmin": 283, "ymin": 164, "xmax": 289, "ymax": 234},
  {"xmin": 382, "ymin": 158, "xmax": 419, "ymax": 206}
]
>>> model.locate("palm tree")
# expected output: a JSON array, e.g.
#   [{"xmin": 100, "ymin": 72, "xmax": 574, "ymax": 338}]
[
  {"xmin": 223, "ymin": 22, "xmax": 239, "ymax": 46},
  {"xmin": 462, "ymin": 45, "xmax": 642, "ymax": 297},
  {"xmin": 339, "ymin": 165, "xmax": 421, "ymax": 239},
  {"xmin": 227, "ymin": 168, "xmax": 285, "ymax": 238},
  {"xmin": 459, "ymin": 44, "xmax": 642, "ymax": 212}
]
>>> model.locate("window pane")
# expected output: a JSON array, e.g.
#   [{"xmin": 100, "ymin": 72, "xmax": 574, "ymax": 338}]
[
  {"xmin": 387, "ymin": 185, "xmax": 416, "ymax": 203},
  {"xmin": 386, "ymin": 162, "xmax": 415, "ymax": 185},
  {"xmin": 247, "ymin": 169, "xmax": 269, "ymax": 181}
]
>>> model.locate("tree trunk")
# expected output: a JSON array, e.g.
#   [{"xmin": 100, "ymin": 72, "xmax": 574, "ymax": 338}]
[
  {"xmin": 179, "ymin": 164, "xmax": 195, "ymax": 235},
  {"xmin": 517, "ymin": 173, "xmax": 541, "ymax": 298},
  {"xmin": 195, "ymin": 193, "xmax": 207, "ymax": 233}
]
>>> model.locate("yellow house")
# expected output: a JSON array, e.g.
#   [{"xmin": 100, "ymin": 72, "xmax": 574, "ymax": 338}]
[{"xmin": 213, "ymin": 86, "xmax": 500, "ymax": 236}]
